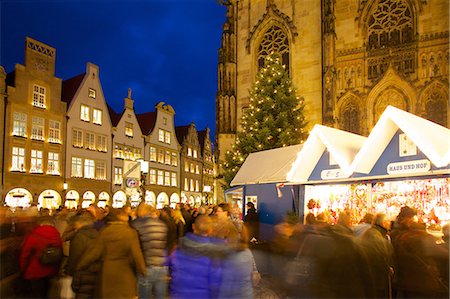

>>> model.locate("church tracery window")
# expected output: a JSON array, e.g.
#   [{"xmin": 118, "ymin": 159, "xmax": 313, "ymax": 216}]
[
  {"xmin": 257, "ymin": 25, "xmax": 290, "ymax": 72},
  {"xmin": 423, "ymin": 88, "xmax": 448, "ymax": 127},
  {"xmin": 374, "ymin": 88, "xmax": 407, "ymax": 124},
  {"xmin": 341, "ymin": 103, "xmax": 361, "ymax": 135}
]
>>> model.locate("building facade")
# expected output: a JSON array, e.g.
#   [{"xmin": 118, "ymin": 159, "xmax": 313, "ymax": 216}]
[
  {"xmin": 198, "ymin": 128, "xmax": 215, "ymax": 204},
  {"xmin": 110, "ymin": 89, "xmax": 145, "ymax": 208},
  {"xmin": 62, "ymin": 63, "xmax": 113, "ymax": 208},
  {"xmin": 176, "ymin": 123, "xmax": 203, "ymax": 206},
  {"xmin": 138, "ymin": 102, "xmax": 181, "ymax": 209},
  {"xmin": 215, "ymin": 0, "xmax": 449, "ymax": 199},
  {"xmin": 3, "ymin": 37, "xmax": 67, "ymax": 208}
]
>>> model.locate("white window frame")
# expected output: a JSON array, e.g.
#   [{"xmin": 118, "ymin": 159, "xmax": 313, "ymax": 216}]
[
  {"xmin": 93, "ymin": 109, "xmax": 102, "ymax": 125},
  {"xmin": 84, "ymin": 159, "xmax": 95, "ymax": 179},
  {"xmin": 30, "ymin": 149, "xmax": 43, "ymax": 173},
  {"xmin": 165, "ymin": 151, "xmax": 171, "ymax": 165},
  {"xmin": 73, "ymin": 129, "xmax": 83, "ymax": 148},
  {"xmin": 80, "ymin": 105, "xmax": 90, "ymax": 122},
  {"xmin": 71, "ymin": 157, "xmax": 83, "ymax": 177},
  {"xmin": 149, "ymin": 169, "xmax": 156, "ymax": 184},
  {"xmin": 97, "ymin": 135, "xmax": 107, "ymax": 152},
  {"xmin": 164, "ymin": 171, "xmax": 171, "ymax": 186},
  {"xmin": 157, "ymin": 170, "xmax": 164, "ymax": 185},
  {"xmin": 158, "ymin": 149, "xmax": 164, "ymax": 163},
  {"xmin": 95, "ymin": 160, "xmax": 106, "ymax": 180},
  {"xmin": 171, "ymin": 152, "xmax": 178, "ymax": 166},
  {"xmin": 49, "ymin": 120, "xmax": 61, "ymax": 143},
  {"xmin": 85, "ymin": 132, "xmax": 95, "ymax": 150},
  {"xmin": 125, "ymin": 122, "xmax": 133, "ymax": 137},
  {"xmin": 114, "ymin": 167, "xmax": 123, "ymax": 185},
  {"xmin": 88, "ymin": 88, "xmax": 96, "ymax": 99},
  {"xmin": 11, "ymin": 147, "xmax": 25, "ymax": 172},
  {"xmin": 31, "ymin": 116, "xmax": 44, "ymax": 141},
  {"xmin": 47, "ymin": 152, "xmax": 60, "ymax": 175},
  {"xmin": 164, "ymin": 131, "xmax": 170, "ymax": 144},
  {"xmin": 32, "ymin": 84, "xmax": 46, "ymax": 108},
  {"xmin": 13, "ymin": 112, "xmax": 27, "ymax": 137},
  {"xmin": 150, "ymin": 147, "xmax": 157, "ymax": 162},
  {"xmin": 171, "ymin": 172, "xmax": 177, "ymax": 187},
  {"xmin": 158, "ymin": 129, "xmax": 164, "ymax": 142}
]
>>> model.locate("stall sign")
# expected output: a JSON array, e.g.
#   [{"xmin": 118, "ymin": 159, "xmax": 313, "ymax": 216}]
[
  {"xmin": 321, "ymin": 168, "xmax": 349, "ymax": 180},
  {"xmin": 387, "ymin": 159, "xmax": 431, "ymax": 175}
]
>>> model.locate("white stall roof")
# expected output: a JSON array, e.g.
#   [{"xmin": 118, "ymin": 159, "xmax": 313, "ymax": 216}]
[
  {"xmin": 352, "ymin": 105, "xmax": 450, "ymax": 174},
  {"xmin": 230, "ymin": 144, "xmax": 303, "ymax": 186},
  {"xmin": 287, "ymin": 125, "xmax": 367, "ymax": 183}
]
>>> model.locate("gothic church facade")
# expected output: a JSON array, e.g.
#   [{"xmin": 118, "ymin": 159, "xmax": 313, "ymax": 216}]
[{"xmin": 215, "ymin": 0, "xmax": 449, "ymax": 197}]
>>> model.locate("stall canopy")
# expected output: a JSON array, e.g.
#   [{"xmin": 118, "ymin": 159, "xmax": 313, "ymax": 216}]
[
  {"xmin": 352, "ymin": 105, "xmax": 450, "ymax": 174},
  {"xmin": 287, "ymin": 125, "xmax": 367, "ymax": 183},
  {"xmin": 230, "ymin": 144, "xmax": 303, "ymax": 186}
]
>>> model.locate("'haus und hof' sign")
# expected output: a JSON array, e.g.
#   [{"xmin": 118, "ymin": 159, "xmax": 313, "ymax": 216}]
[{"xmin": 387, "ymin": 159, "xmax": 431, "ymax": 175}]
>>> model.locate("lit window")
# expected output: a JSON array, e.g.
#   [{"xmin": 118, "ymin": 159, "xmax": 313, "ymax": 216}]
[
  {"xmin": 190, "ymin": 179, "xmax": 194, "ymax": 191},
  {"xmin": 190, "ymin": 163, "xmax": 195, "ymax": 173},
  {"xmin": 32, "ymin": 84, "xmax": 46, "ymax": 108},
  {"xmin": 30, "ymin": 150, "xmax": 43, "ymax": 173},
  {"xmin": 114, "ymin": 144, "xmax": 124, "ymax": 159},
  {"xmin": 80, "ymin": 105, "xmax": 90, "ymax": 122},
  {"xmin": 125, "ymin": 122, "xmax": 133, "ymax": 137},
  {"xmin": 71, "ymin": 157, "xmax": 83, "ymax": 177},
  {"xmin": 85, "ymin": 132, "xmax": 95, "ymax": 150},
  {"xmin": 73, "ymin": 129, "xmax": 83, "ymax": 148},
  {"xmin": 184, "ymin": 178, "xmax": 189, "ymax": 191},
  {"xmin": 114, "ymin": 167, "xmax": 123, "ymax": 185},
  {"xmin": 11, "ymin": 147, "xmax": 25, "ymax": 172},
  {"xmin": 49, "ymin": 120, "xmax": 61, "ymax": 143},
  {"xmin": 150, "ymin": 147, "xmax": 157, "ymax": 162},
  {"xmin": 171, "ymin": 152, "xmax": 177, "ymax": 166},
  {"xmin": 134, "ymin": 148, "xmax": 142, "ymax": 160},
  {"xmin": 184, "ymin": 162, "xmax": 189, "ymax": 172},
  {"xmin": 158, "ymin": 149, "xmax": 164, "ymax": 163},
  {"xmin": 165, "ymin": 151, "xmax": 171, "ymax": 165},
  {"xmin": 149, "ymin": 169, "xmax": 156, "ymax": 184},
  {"xmin": 95, "ymin": 161, "xmax": 106, "ymax": 180},
  {"xmin": 84, "ymin": 159, "xmax": 95, "ymax": 179},
  {"xmin": 47, "ymin": 152, "xmax": 59, "ymax": 175},
  {"xmin": 196, "ymin": 164, "xmax": 200, "ymax": 174},
  {"xmin": 88, "ymin": 88, "xmax": 96, "ymax": 99},
  {"xmin": 157, "ymin": 170, "xmax": 164, "ymax": 185},
  {"xmin": 165, "ymin": 131, "xmax": 170, "ymax": 144},
  {"xmin": 171, "ymin": 172, "xmax": 177, "ymax": 187},
  {"xmin": 193, "ymin": 150, "xmax": 197, "ymax": 158},
  {"xmin": 158, "ymin": 129, "xmax": 164, "ymax": 142},
  {"xmin": 13, "ymin": 112, "xmax": 27, "ymax": 137},
  {"xmin": 93, "ymin": 109, "xmax": 102, "ymax": 125},
  {"xmin": 164, "ymin": 171, "xmax": 171, "ymax": 186},
  {"xmin": 97, "ymin": 135, "xmax": 107, "ymax": 152},
  {"xmin": 31, "ymin": 117, "xmax": 44, "ymax": 141},
  {"xmin": 187, "ymin": 147, "xmax": 192, "ymax": 156},
  {"xmin": 195, "ymin": 180, "xmax": 199, "ymax": 192}
]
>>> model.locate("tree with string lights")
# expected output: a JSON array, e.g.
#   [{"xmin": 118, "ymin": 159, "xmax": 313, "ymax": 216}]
[{"xmin": 223, "ymin": 53, "xmax": 308, "ymax": 188}]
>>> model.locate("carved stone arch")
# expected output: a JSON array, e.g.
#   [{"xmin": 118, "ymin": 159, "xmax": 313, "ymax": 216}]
[
  {"xmin": 419, "ymin": 80, "xmax": 449, "ymax": 127},
  {"xmin": 336, "ymin": 92, "xmax": 364, "ymax": 135},
  {"xmin": 358, "ymin": 0, "xmax": 421, "ymax": 37},
  {"xmin": 366, "ymin": 66, "xmax": 416, "ymax": 125},
  {"xmin": 246, "ymin": 3, "xmax": 298, "ymax": 53},
  {"xmin": 373, "ymin": 87, "xmax": 409, "ymax": 124}
]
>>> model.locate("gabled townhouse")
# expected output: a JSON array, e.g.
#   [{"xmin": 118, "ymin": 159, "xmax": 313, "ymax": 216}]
[
  {"xmin": 198, "ymin": 127, "xmax": 215, "ymax": 204},
  {"xmin": 3, "ymin": 37, "xmax": 67, "ymax": 209},
  {"xmin": 110, "ymin": 89, "xmax": 145, "ymax": 208},
  {"xmin": 137, "ymin": 102, "xmax": 180, "ymax": 209},
  {"xmin": 62, "ymin": 63, "xmax": 112, "ymax": 209},
  {"xmin": 176, "ymin": 123, "xmax": 203, "ymax": 206}
]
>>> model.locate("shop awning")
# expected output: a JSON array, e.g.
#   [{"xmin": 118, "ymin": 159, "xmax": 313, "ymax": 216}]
[
  {"xmin": 230, "ymin": 144, "xmax": 303, "ymax": 186},
  {"xmin": 352, "ymin": 105, "xmax": 450, "ymax": 174},
  {"xmin": 287, "ymin": 125, "xmax": 367, "ymax": 183}
]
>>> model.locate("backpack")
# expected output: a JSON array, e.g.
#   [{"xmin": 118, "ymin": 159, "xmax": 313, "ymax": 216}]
[{"xmin": 40, "ymin": 245, "xmax": 63, "ymax": 265}]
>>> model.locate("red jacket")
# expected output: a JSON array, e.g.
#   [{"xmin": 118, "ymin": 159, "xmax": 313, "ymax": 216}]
[{"xmin": 19, "ymin": 225, "xmax": 63, "ymax": 279}]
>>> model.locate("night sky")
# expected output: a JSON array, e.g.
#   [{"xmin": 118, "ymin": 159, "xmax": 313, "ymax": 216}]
[{"xmin": 1, "ymin": 0, "xmax": 227, "ymax": 135}]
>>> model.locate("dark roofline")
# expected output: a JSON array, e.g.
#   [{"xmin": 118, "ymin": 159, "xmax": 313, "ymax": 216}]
[
  {"xmin": 61, "ymin": 73, "xmax": 85, "ymax": 107},
  {"xmin": 136, "ymin": 111, "xmax": 157, "ymax": 135}
]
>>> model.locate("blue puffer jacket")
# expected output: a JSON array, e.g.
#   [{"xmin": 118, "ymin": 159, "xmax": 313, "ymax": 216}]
[{"xmin": 169, "ymin": 233, "xmax": 230, "ymax": 299}]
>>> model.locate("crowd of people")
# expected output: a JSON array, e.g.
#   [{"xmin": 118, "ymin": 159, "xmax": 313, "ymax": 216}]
[
  {"xmin": 0, "ymin": 201, "xmax": 448, "ymax": 299},
  {"xmin": 2, "ymin": 201, "xmax": 261, "ymax": 299}
]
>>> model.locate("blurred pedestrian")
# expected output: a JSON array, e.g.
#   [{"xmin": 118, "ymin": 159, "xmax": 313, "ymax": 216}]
[
  {"xmin": 213, "ymin": 203, "xmax": 240, "ymax": 243},
  {"xmin": 132, "ymin": 203, "xmax": 168, "ymax": 299},
  {"xmin": 19, "ymin": 215, "xmax": 63, "ymax": 298},
  {"xmin": 76, "ymin": 208, "xmax": 146, "ymax": 299},
  {"xmin": 244, "ymin": 202, "xmax": 260, "ymax": 242}
]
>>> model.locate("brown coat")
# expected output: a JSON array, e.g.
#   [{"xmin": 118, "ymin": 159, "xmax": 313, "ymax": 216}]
[{"xmin": 77, "ymin": 221, "xmax": 146, "ymax": 299}]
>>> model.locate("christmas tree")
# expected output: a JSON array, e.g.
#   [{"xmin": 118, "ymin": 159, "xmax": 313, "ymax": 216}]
[{"xmin": 223, "ymin": 53, "xmax": 308, "ymax": 188}]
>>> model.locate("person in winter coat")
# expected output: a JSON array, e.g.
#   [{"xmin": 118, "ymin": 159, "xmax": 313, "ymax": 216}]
[
  {"xmin": 76, "ymin": 208, "xmax": 146, "ymax": 299},
  {"xmin": 131, "ymin": 203, "xmax": 168, "ymax": 299},
  {"xmin": 169, "ymin": 215, "xmax": 230, "ymax": 299},
  {"xmin": 360, "ymin": 213, "xmax": 394, "ymax": 298},
  {"xmin": 65, "ymin": 212, "xmax": 99, "ymax": 299},
  {"xmin": 19, "ymin": 215, "xmax": 63, "ymax": 298},
  {"xmin": 243, "ymin": 202, "xmax": 259, "ymax": 242}
]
